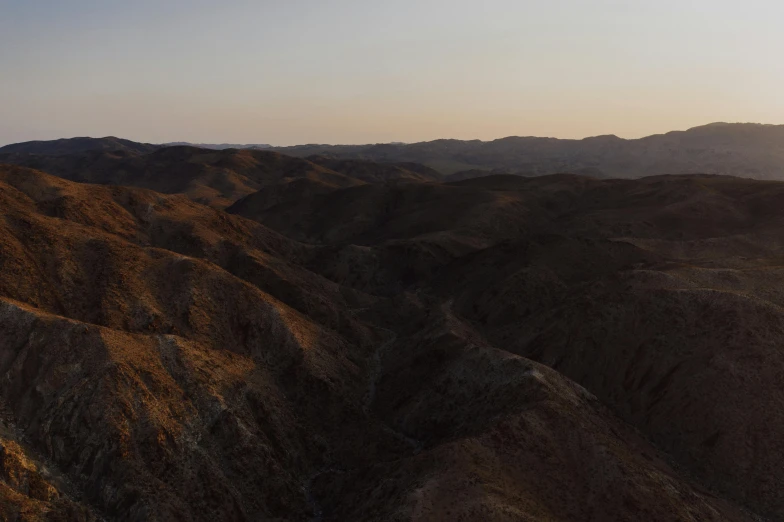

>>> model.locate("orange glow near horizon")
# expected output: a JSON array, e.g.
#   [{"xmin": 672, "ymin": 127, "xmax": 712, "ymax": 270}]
[{"xmin": 2, "ymin": 1, "xmax": 783, "ymax": 146}]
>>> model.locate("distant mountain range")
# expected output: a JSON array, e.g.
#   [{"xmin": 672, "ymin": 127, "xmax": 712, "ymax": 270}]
[
  {"xmin": 5, "ymin": 122, "xmax": 784, "ymax": 181},
  {"xmin": 0, "ymin": 136, "xmax": 158, "ymax": 155},
  {"xmin": 269, "ymin": 122, "xmax": 784, "ymax": 179},
  {"xmin": 164, "ymin": 142, "xmax": 272, "ymax": 150},
  {"xmin": 0, "ymin": 138, "xmax": 272, "ymax": 155}
]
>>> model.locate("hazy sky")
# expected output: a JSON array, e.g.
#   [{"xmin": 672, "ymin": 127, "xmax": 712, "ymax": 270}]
[{"xmin": 2, "ymin": 0, "xmax": 783, "ymax": 146}]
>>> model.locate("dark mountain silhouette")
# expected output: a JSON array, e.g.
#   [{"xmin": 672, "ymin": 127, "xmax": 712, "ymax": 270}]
[
  {"xmin": 271, "ymin": 122, "xmax": 784, "ymax": 179},
  {"xmin": 0, "ymin": 136, "xmax": 159, "ymax": 155},
  {"xmin": 164, "ymin": 142, "xmax": 272, "ymax": 150}
]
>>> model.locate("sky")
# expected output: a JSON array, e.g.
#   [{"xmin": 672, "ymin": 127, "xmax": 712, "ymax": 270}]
[{"xmin": 2, "ymin": 0, "xmax": 783, "ymax": 146}]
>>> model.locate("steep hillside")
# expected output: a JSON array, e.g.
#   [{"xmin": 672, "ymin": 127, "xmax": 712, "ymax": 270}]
[
  {"xmin": 229, "ymin": 172, "xmax": 784, "ymax": 519},
  {"xmin": 0, "ymin": 163, "xmax": 768, "ymax": 521}
]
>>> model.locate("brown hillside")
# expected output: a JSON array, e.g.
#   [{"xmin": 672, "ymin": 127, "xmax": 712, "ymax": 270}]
[{"xmin": 0, "ymin": 163, "xmax": 779, "ymax": 520}]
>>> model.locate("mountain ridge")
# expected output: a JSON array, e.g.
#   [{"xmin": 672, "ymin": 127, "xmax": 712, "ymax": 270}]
[
  {"xmin": 7, "ymin": 122, "xmax": 784, "ymax": 181},
  {"xmin": 268, "ymin": 122, "xmax": 784, "ymax": 178}
]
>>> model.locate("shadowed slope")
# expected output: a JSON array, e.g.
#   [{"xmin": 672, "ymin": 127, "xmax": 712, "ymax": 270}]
[
  {"xmin": 231, "ymin": 171, "xmax": 784, "ymax": 519},
  {"xmin": 0, "ymin": 164, "xmax": 763, "ymax": 520}
]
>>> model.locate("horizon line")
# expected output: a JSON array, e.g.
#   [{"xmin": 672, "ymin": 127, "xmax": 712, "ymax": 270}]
[{"xmin": 2, "ymin": 121, "xmax": 781, "ymax": 150}]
